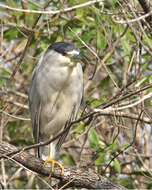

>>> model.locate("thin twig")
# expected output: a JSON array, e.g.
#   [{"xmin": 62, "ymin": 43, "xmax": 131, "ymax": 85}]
[
  {"xmin": 95, "ymin": 91, "xmax": 152, "ymax": 112},
  {"xmin": 112, "ymin": 10, "xmax": 152, "ymax": 24},
  {"xmin": 10, "ymin": 0, "xmax": 53, "ymax": 79},
  {"xmin": 0, "ymin": 141, "xmax": 126, "ymax": 189},
  {"xmin": 103, "ymin": 110, "xmax": 144, "ymax": 173},
  {"xmin": 102, "ymin": 83, "xmax": 152, "ymax": 109},
  {"xmin": 0, "ymin": 110, "xmax": 30, "ymax": 121},
  {"xmin": 138, "ymin": 0, "xmax": 152, "ymax": 27},
  {"xmin": 0, "ymin": 0, "xmax": 103, "ymax": 15},
  {"xmin": 0, "ymin": 84, "xmax": 151, "ymax": 158}
]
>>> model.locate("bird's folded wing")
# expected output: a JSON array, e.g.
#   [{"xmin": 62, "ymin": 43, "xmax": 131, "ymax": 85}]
[{"xmin": 28, "ymin": 70, "xmax": 41, "ymax": 146}]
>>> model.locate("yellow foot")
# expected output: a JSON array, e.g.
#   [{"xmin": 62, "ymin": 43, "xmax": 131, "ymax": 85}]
[{"xmin": 43, "ymin": 158, "xmax": 64, "ymax": 178}]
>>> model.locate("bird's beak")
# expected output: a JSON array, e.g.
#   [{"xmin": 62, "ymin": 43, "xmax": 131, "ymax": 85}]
[{"xmin": 71, "ymin": 54, "xmax": 87, "ymax": 64}]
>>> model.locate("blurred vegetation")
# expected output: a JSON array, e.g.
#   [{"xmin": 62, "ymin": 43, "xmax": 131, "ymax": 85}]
[{"xmin": 0, "ymin": 0, "xmax": 152, "ymax": 189}]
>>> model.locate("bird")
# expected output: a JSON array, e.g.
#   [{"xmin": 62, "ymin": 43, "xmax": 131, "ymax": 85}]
[{"xmin": 28, "ymin": 41, "xmax": 84, "ymax": 176}]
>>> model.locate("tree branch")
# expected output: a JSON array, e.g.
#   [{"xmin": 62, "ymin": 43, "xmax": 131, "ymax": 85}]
[
  {"xmin": 10, "ymin": 0, "xmax": 52, "ymax": 79},
  {"xmin": 137, "ymin": 0, "xmax": 152, "ymax": 27},
  {"xmin": 0, "ymin": 0, "xmax": 102, "ymax": 15},
  {"xmin": 0, "ymin": 141, "xmax": 127, "ymax": 189}
]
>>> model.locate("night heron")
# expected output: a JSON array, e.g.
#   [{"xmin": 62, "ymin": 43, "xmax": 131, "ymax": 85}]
[{"xmin": 28, "ymin": 42, "xmax": 84, "ymax": 176}]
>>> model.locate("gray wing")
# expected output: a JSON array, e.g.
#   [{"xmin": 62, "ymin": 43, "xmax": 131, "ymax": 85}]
[{"xmin": 28, "ymin": 68, "xmax": 41, "ymax": 146}]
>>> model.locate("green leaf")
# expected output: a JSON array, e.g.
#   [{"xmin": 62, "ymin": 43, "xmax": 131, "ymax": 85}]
[
  {"xmin": 60, "ymin": 154, "xmax": 74, "ymax": 166},
  {"xmin": 95, "ymin": 152, "xmax": 106, "ymax": 166},
  {"xmin": 76, "ymin": 8, "xmax": 84, "ymax": 18},
  {"xmin": 112, "ymin": 159, "xmax": 121, "ymax": 173},
  {"xmin": 7, "ymin": 0, "xmax": 17, "ymax": 7},
  {"xmin": 86, "ymin": 96, "xmax": 106, "ymax": 107},
  {"xmin": 97, "ymin": 29, "xmax": 106, "ymax": 50},
  {"xmin": 88, "ymin": 128, "xmax": 99, "ymax": 148},
  {"xmin": 126, "ymin": 30, "xmax": 136, "ymax": 42},
  {"xmin": 76, "ymin": 123, "xmax": 83, "ymax": 133},
  {"xmin": 40, "ymin": 40, "xmax": 49, "ymax": 51},
  {"xmin": 105, "ymin": 140, "xmax": 117, "ymax": 151},
  {"xmin": 4, "ymin": 28, "xmax": 19, "ymax": 41},
  {"xmin": 112, "ymin": 143, "xmax": 129, "ymax": 152},
  {"xmin": 97, "ymin": 76, "xmax": 110, "ymax": 89}
]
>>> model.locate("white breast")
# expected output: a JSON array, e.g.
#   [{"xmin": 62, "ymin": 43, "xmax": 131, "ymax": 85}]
[{"xmin": 35, "ymin": 51, "xmax": 83, "ymax": 136}]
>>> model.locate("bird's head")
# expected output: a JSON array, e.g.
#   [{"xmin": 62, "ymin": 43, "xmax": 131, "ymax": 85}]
[{"xmin": 46, "ymin": 42, "xmax": 85, "ymax": 67}]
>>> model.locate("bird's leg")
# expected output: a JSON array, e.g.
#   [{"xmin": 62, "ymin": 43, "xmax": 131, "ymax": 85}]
[{"xmin": 43, "ymin": 137, "xmax": 64, "ymax": 178}]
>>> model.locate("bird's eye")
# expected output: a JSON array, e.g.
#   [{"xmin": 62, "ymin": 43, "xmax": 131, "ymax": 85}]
[{"xmin": 62, "ymin": 52, "xmax": 67, "ymax": 56}]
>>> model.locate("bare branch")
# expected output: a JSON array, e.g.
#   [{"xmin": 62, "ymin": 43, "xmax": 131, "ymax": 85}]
[
  {"xmin": 112, "ymin": 10, "xmax": 152, "ymax": 24},
  {"xmin": 10, "ymin": 0, "xmax": 52, "ymax": 79},
  {"xmin": 0, "ymin": 141, "xmax": 127, "ymax": 189},
  {"xmin": 104, "ymin": 110, "xmax": 144, "ymax": 173},
  {"xmin": 0, "ymin": 0, "xmax": 103, "ymax": 15},
  {"xmin": 137, "ymin": 0, "xmax": 152, "ymax": 26},
  {"xmin": 95, "ymin": 91, "xmax": 152, "ymax": 112}
]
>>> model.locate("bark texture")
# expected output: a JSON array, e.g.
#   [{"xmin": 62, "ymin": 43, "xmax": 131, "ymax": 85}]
[
  {"xmin": 0, "ymin": 141, "xmax": 127, "ymax": 189},
  {"xmin": 138, "ymin": 0, "xmax": 152, "ymax": 27}
]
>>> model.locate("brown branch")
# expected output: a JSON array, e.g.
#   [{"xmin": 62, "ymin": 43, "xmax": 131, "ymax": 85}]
[
  {"xmin": 102, "ymin": 83, "xmax": 152, "ymax": 109},
  {"xmin": 138, "ymin": 0, "xmax": 151, "ymax": 13},
  {"xmin": 1, "ymin": 83, "xmax": 152, "ymax": 159},
  {"xmin": 137, "ymin": 0, "xmax": 152, "ymax": 27},
  {"xmin": 0, "ymin": 0, "xmax": 102, "ymax": 15},
  {"xmin": 0, "ymin": 110, "xmax": 150, "ymax": 159},
  {"xmin": 1, "ymin": 82, "xmax": 151, "ymax": 160},
  {"xmin": 10, "ymin": 0, "xmax": 52, "ymax": 79},
  {"xmin": 0, "ymin": 141, "xmax": 127, "ymax": 189},
  {"xmin": 103, "ymin": 110, "xmax": 143, "ymax": 174}
]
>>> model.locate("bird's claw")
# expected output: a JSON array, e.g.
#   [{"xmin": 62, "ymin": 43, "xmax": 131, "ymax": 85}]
[{"xmin": 43, "ymin": 158, "xmax": 64, "ymax": 178}]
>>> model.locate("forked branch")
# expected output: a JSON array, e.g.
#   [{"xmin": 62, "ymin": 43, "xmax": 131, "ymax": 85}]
[{"xmin": 0, "ymin": 141, "xmax": 126, "ymax": 189}]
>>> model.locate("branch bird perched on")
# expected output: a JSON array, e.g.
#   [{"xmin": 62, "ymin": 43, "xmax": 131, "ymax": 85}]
[{"xmin": 28, "ymin": 42, "xmax": 84, "ymax": 176}]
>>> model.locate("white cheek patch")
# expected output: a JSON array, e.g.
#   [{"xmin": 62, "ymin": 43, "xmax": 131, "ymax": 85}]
[
  {"xmin": 69, "ymin": 62, "xmax": 75, "ymax": 67},
  {"xmin": 59, "ymin": 54, "xmax": 71, "ymax": 64},
  {"xmin": 67, "ymin": 50, "xmax": 79, "ymax": 55}
]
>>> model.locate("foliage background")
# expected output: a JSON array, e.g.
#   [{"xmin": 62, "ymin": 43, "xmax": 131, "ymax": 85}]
[{"xmin": 0, "ymin": 0, "xmax": 152, "ymax": 189}]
